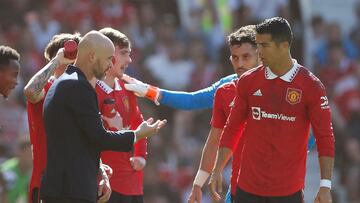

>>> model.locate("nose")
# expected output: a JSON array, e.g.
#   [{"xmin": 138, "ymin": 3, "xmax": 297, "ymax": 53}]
[
  {"xmin": 238, "ymin": 59, "xmax": 244, "ymax": 68},
  {"xmin": 128, "ymin": 56, "xmax": 132, "ymax": 63}
]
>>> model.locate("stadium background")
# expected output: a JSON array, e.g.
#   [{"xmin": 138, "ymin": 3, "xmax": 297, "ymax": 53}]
[{"xmin": 0, "ymin": 0, "xmax": 360, "ymax": 202}]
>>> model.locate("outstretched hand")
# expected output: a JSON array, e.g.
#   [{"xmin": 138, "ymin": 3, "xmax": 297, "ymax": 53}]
[
  {"xmin": 134, "ymin": 118, "xmax": 167, "ymax": 142},
  {"xmin": 122, "ymin": 74, "xmax": 160, "ymax": 105}
]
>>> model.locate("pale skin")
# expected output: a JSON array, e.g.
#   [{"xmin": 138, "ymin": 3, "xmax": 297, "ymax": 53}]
[
  {"xmin": 188, "ymin": 41, "xmax": 259, "ymax": 203},
  {"xmin": 209, "ymin": 33, "xmax": 334, "ymax": 203}
]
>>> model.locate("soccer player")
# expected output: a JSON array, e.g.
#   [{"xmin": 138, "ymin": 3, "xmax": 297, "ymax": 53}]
[
  {"xmin": 187, "ymin": 25, "xmax": 259, "ymax": 203},
  {"xmin": 0, "ymin": 45, "xmax": 20, "ymax": 99},
  {"xmin": 23, "ymin": 33, "xmax": 113, "ymax": 203},
  {"xmin": 209, "ymin": 17, "xmax": 335, "ymax": 203},
  {"xmin": 97, "ymin": 27, "xmax": 147, "ymax": 203},
  {"xmin": 23, "ymin": 33, "xmax": 81, "ymax": 203}
]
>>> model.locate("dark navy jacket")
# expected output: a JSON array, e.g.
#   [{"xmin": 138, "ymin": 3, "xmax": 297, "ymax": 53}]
[{"xmin": 41, "ymin": 65, "xmax": 135, "ymax": 202}]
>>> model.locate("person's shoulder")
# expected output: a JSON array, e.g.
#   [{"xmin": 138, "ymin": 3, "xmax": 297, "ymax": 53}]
[
  {"xmin": 220, "ymin": 74, "xmax": 237, "ymax": 82},
  {"xmin": 218, "ymin": 78, "xmax": 237, "ymax": 91},
  {"xmin": 239, "ymin": 65, "xmax": 264, "ymax": 81},
  {"xmin": 297, "ymin": 65, "xmax": 325, "ymax": 89}
]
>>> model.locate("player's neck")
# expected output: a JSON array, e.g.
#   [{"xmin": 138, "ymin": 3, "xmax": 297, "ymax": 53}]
[
  {"xmin": 269, "ymin": 55, "xmax": 293, "ymax": 77},
  {"xmin": 104, "ymin": 74, "xmax": 116, "ymax": 89}
]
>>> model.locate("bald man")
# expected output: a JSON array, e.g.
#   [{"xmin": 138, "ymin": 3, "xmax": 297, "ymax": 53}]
[{"xmin": 41, "ymin": 31, "xmax": 166, "ymax": 203}]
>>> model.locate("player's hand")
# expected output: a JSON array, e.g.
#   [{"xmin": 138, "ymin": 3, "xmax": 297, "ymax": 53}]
[
  {"xmin": 54, "ymin": 48, "xmax": 75, "ymax": 66},
  {"xmin": 188, "ymin": 185, "xmax": 203, "ymax": 203},
  {"xmin": 100, "ymin": 163, "xmax": 113, "ymax": 179},
  {"xmin": 209, "ymin": 170, "xmax": 223, "ymax": 202},
  {"xmin": 102, "ymin": 112, "xmax": 123, "ymax": 131},
  {"xmin": 134, "ymin": 118, "xmax": 167, "ymax": 143},
  {"xmin": 122, "ymin": 74, "xmax": 160, "ymax": 105},
  {"xmin": 97, "ymin": 170, "xmax": 111, "ymax": 203},
  {"xmin": 130, "ymin": 156, "xmax": 146, "ymax": 171},
  {"xmin": 314, "ymin": 187, "xmax": 332, "ymax": 203}
]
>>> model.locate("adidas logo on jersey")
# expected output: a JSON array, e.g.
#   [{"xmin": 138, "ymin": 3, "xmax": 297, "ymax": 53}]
[{"xmin": 253, "ymin": 89, "xmax": 262, "ymax": 96}]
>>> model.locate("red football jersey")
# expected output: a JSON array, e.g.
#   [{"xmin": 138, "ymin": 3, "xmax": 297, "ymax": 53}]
[
  {"xmin": 27, "ymin": 77, "xmax": 55, "ymax": 202},
  {"xmin": 210, "ymin": 79, "xmax": 245, "ymax": 195},
  {"xmin": 220, "ymin": 60, "xmax": 335, "ymax": 196},
  {"xmin": 96, "ymin": 78, "xmax": 146, "ymax": 195}
]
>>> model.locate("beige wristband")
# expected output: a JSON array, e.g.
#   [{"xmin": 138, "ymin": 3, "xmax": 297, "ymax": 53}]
[{"xmin": 193, "ymin": 169, "xmax": 210, "ymax": 188}]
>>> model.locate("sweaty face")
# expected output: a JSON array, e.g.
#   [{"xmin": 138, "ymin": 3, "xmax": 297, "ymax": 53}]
[
  {"xmin": 108, "ymin": 46, "xmax": 132, "ymax": 78},
  {"xmin": 0, "ymin": 59, "xmax": 20, "ymax": 98},
  {"xmin": 230, "ymin": 43, "xmax": 259, "ymax": 77},
  {"xmin": 255, "ymin": 33, "xmax": 283, "ymax": 68}
]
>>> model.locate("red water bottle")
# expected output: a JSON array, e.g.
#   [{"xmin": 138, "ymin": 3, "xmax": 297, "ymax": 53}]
[
  {"xmin": 102, "ymin": 98, "xmax": 118, "ymax": 131},
  {"xmin": 102, "ymin": 98, "xmax": 116, "ymax": 117},
  {"xmin": 64, "ymin": 40, "xmax": 77, "ymax": 60}
]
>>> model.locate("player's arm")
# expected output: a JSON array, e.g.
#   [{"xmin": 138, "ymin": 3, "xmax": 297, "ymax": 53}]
[
  {"xmin": 196, "ymin": 128, "xmax": 223, "ymax": 184},
  {"xmin": 131, "ymin": 102, "xmax": 147, "ymax": 171},
  {"xmin": 209, "ymin": 147, "xmax": 233, "ymax": 202},
  {"xmin": 208, "ymin": 78, "xmax": 248, "ymax": 202},
  {"xmin": 188, "ymin": 127, "xmax": 222, "ymax": 203},
  {"xmin": 24, "ymin": 48, "xmax": 74, "ymax": 103},
  {"xmin": 308, "ymin": 80, "xmax": 335, "ymax": 203},
  {"xmin": 123, "ymin": 74, "xmax": 237, "ymax": 110}
]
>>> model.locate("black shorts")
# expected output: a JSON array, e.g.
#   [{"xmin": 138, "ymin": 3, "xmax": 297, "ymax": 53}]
[
  {"xmin": 31, "ymin": 187, "xmax": 40, "ymax": 203},
  {"xmin": 107, "ymin": 191, "xmax": 144, "ymax": 203},
  {"xmin": 235, "ymin": 187, "xmax": 304, "ymax": 203},
  {"xmin": 42, "ymin": 197, "xmax": 94, "ymax": 203}
]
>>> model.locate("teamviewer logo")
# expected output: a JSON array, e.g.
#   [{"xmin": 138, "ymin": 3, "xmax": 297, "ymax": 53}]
[{"xmin": 251, "ymin": 107, "xmax": 261, "ymax": 120}]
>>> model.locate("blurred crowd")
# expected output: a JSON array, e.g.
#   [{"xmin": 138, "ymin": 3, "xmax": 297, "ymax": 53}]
[{"xmin": 0, "ymin": 0, "xmax": 360, "ymax": 202}]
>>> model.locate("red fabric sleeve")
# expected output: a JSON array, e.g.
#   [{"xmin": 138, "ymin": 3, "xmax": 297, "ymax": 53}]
[
  {"xmin": 219, "ymin": 79, "xmax": 248, "ymax": 151},
  {"xmin": 130, "ymin": 95, "xmax": 147, "ymax": 158},
  {"xmin": 210, "ymin": 88, "xmax": 227, "ymax": 128},
  {"xmin": 308, "ymin": 79, "xmax": 335, "ymax": 157}
]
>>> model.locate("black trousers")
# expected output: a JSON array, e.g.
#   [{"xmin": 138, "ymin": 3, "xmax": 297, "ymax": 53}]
[
  {"xmin": 235, "ymin": 187, "xmax": 304, "ymax": 203},
  {"xmin": 42, "ymin": 197, "xmax": 94, "ymax": 203},
  {"xmin": 107, "ymin": 191, "xmax": 144, "ymax": 203}
]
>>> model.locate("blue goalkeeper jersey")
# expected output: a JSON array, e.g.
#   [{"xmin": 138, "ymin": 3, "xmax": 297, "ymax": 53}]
[
  {"xmin": 158, "ymin": 73, "xmax": 316, "ymax": 150},
  {"xmin": 160, "ymin": 74, "xmax": 237, "ymax": 110}
]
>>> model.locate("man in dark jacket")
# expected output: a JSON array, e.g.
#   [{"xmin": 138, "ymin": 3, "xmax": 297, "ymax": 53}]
[{"xmin": 41, "ymin": 31, "xmax": 166, "ymax": 203}]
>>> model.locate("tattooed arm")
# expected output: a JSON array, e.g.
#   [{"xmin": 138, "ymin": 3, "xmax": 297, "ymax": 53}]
[
  {"xmin": 24, "ymin": 48, "xmax": 74, "ymax": 103},
  {"xmin": 23, "ymin": 58, "xmax": 60, "ymax": 103}
]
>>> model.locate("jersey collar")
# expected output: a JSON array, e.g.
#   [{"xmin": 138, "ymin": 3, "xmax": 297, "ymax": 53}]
[
  {"xmin": 96, "ymin": 78, "xmax": 122, "ymax": 94},
  {"xmin": 265, "ymin": 59, "xmax": 300, "ymax": 82}
]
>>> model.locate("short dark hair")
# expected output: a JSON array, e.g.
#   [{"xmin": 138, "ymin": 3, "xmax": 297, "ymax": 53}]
[
  {"xmin": 99, "ymin": 27, "xmax": 130, "ymax": 49},
  {"xmin": 44, "ymin": 33, "xmax": 81, "ymax": 62},
  {"xmin": 0, "ymin": 45, "xmax": 20, "ymax": 70},
  {"xmin": 256, "ymin": 17, "xmax": 293, "ymax": 46},
  {"xmin": 228, "ymin": 25, "xmax": 256, "ymax": 47}
]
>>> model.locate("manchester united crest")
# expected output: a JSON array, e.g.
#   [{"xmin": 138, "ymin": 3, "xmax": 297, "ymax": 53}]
[{"xmin": 286, "ymin": 88, "xmax": 302, "ymax": 105}]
